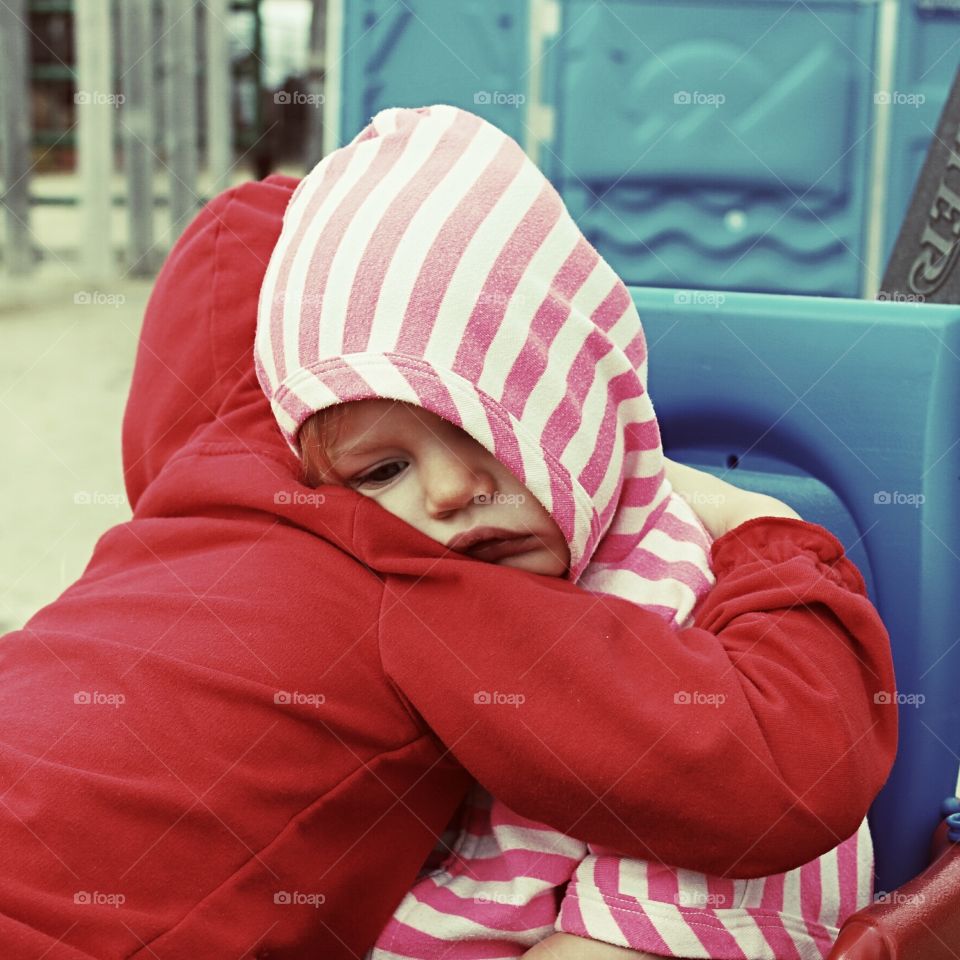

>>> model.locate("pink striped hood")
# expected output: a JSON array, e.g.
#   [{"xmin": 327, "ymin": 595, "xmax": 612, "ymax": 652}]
[{"xmin": 255, "ymin": 104, "xmax": 714, "ymax": 623}]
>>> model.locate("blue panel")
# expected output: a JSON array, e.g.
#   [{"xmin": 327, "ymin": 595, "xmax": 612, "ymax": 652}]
[
  {"xmin": 337, "ymin": 0, "xmax": 529, "ymax": 146},
  {"xmin": 544, "ymin": 1, "xmax": 877, "ymax": 296},
  {"xmin": 882, "ymin": 3, "xmax": 960, "ymax": 269},
  {"xmin": 633, "ymin": 284, "xmax": 960, "ymax": 892}
]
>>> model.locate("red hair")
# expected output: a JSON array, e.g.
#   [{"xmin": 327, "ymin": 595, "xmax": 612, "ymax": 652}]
[{"xmin": 297, "ymin": 407, "xmax": 350, "ymax": 487}]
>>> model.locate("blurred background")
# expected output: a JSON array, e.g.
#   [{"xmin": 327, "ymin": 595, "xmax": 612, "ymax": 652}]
[{"xmin": 0, "ymin": 0, "xmax": 958, "ymax": 627}]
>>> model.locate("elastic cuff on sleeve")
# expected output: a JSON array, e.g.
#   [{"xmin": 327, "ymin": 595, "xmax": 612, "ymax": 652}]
[{"xmin": 710, "ymin": 516, "xmax": 867, "ymax": 596}]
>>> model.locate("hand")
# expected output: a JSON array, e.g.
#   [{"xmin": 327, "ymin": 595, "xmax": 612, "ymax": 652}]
[
  {"xmin": 522, "ymin": 932, "xmax": 663, "ymax": 959},
  {"xmin": 662, "ymin": 457, "xmax": 802, "ymax": 540}
]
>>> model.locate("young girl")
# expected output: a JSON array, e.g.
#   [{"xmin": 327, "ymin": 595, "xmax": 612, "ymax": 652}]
[{"xmin": 254, "ymin": 103, "xmax": 877, "ymax": 958}]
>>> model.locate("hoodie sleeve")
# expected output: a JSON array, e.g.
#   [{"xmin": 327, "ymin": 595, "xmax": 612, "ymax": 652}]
[{"xmin": 373, "ymin": 515, "xmax": 898, "ymax": 879}]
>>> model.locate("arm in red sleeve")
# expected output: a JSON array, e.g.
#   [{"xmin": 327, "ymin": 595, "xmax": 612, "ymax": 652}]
[{"xmin": 364, "ymin": 511, "xmax": 898, "ymax": 879}]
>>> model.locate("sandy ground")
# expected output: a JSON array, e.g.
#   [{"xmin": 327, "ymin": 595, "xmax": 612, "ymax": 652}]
[
  {"xmin": 0, "ymin": 166, "xmax": 303, "ymax": 630},
  {"xmin": 0, "ymin": 268, "xmax": 152, "ymax": 632}
]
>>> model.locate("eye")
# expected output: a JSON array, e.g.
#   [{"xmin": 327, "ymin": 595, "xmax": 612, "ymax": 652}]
[{"xmin": 350, "ymin": 460, "xmax": 408, "ymax": 488}]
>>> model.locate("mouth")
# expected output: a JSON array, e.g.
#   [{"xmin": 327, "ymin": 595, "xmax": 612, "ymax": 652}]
[{"xmin": 446, "ymin": 526, "xmax": 539, "ymax": 562}]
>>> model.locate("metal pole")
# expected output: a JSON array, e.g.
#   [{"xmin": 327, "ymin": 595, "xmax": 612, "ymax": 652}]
[
  {"xmin": 1, "ymin": 0, "xmax": 34, "ymax": 275},
  {"xmin": 303, "ymin": 0, "xmax": 326, "ymax": 169},
  {"xmin": 204, "ymin": 0, "xmax": 234, "ymax": 196},
  {"xmin": 163, "ymin": 0, "xmax": 199, "ymax": 239},
  {"xmin": 120, "ymin": 0, "xmax": 156, "ymax": 276},
  {"xmin": 75, "ymin": 0, "xmax": 116, "ymax": 283}
]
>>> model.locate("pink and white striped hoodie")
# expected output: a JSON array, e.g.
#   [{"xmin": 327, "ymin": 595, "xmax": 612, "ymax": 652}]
[{"xmin": 254, "ymin": 104, "xmax": 873, "ymax": 959}]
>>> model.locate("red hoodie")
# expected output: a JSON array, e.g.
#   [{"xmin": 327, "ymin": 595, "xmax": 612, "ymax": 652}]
[{"xmin": 0, "ymin": 176, "xmax": 896, "ymax": 960}]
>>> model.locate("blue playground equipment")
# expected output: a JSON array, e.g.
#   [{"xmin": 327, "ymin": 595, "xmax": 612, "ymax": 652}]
[
  {"xmin": 327, "ymin": 0, "xmax": 960, "ymax": 945},
  {"xmin": 329, "ymin": 0, "xmax": 960, "ymax": 298},
  {"xmin": 634, "ymin": 284, "xmax": 960, "ymax": 895}
]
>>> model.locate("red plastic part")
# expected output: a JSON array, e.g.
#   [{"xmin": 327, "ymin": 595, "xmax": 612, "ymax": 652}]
[{"xmin": 828, "ymin": 844, "xmax": 960, "ymax": 959}]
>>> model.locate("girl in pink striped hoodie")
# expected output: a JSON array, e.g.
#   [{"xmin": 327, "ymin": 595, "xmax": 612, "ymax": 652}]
[{"xmin": 254, "ymin": 103, "xmax": 874, "ymax": 959}]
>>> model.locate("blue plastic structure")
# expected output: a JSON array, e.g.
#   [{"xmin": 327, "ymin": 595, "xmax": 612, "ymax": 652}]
[{"xmin": 635, "ymin": 284, "xmax": 960, "ymax": 892}]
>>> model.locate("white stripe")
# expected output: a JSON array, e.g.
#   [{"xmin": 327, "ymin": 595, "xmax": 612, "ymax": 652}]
[
  {"xmin": 424, "ymin": 155, "xmax": 543, "ymax": 368},
  {"xmin": 480, "ymin": 214, "xmax": 582, "ymax": 401},
  {"xmin": 644, "ymin": 902, "xmax": 713, "ymax": 956},
  {"xmin": 281, "ymin": 136, "xmax": 385, "ymax": 382},
  {"xmin": 368, "ymin": 117, "xmax": 502, "ymax": 348},
  {"xmin": 317, "ymin": 107, "xmax": 459, "ymax": 359},
  {"xmin": 818, "ymin": 842, "xmax": 841, "ymax": 928}
]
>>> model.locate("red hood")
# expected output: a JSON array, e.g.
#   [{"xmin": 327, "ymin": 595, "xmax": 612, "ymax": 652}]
[{"xmin": 121, "ymin": 175, "xmax": 304, "ymax": 509}]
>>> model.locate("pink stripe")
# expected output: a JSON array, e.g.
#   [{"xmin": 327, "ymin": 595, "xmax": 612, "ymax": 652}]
[
  {"xmin": 625, "ymin": 417, "xmax": 662, "ymax": 452},
  {"xmin": 624, "ymin": 329, "xmax": 648, "ymax": 369},
  {"xmin": 267, "ymin": 147, "xmax": 356, "ymax": 385},
  {"xmin": 541, "ymin": 329, "xmax": 614, "ymax": 472},
  {"xmin": 343, "ymin": 110, "xmax": 483, "ymax": 353},
  {"xmin": 479, "ymin": 392, "xmax": 527, "ymax": 488},
  {"xmin": 753, "ymin": 915, "xmax": 805, "ymax": 960},
  {"xmin": 759, "ymin": 871, "xmax": 785, "ymax": 911},
  {"xmin": 500, "ymin": 239, "xmax": 598, "ymax": 417},
  {"xmin": 706, "ymin": 874, "xmax": 737, "ymax": 910},
  {"xmin": 395, "ymin": 137, "xmax": 525, "ymax": 355},
  {"xmin": 592, "ymin": 857, "xmax": 674, "ymax": 955},
  {"xmin": 390, "ymin": 359, "xmax": 464, "ymax": 431},
  {"xmin": 579, "ymin": 371, "xmax": 644, "ymax": 496},
  {"xmin": 454, "ymin": 185, "xmax": 562, "ymax": 384},
  {"xmin": 411, "ymin": 877, "xmax": 565, "ymax": 928},
  {"xmin": 594, "ymin": 551, "xmax": 713, "ymax": 596},
  {"xmin": 592, "ymin": 282, "xmax": 632, "ymax": 331},
  {"xmin": 675, "ymin": 905, "xmax": 750, "ymax": 959},
  {"xmin": 295, "ymin": 132, "xmax": 416, "ymax": 372}
]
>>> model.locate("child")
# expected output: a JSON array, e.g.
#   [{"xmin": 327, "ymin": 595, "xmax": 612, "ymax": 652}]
[{"xmin": 254, "ymin": 104, "xmax": 877, "ymax": 958}]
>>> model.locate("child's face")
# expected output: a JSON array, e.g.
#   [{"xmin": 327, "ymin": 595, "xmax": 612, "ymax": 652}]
[{"xmin": 322, "ymin": 399, "xmax": 570, "ymax": 577}]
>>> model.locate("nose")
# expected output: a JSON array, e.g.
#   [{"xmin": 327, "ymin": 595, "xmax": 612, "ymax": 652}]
[{"xmin": 422, "ymin": 449, "xmax": 497, "ymax": 517}]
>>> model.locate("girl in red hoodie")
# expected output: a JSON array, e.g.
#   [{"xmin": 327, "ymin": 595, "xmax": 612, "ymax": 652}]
[{"xmin": 254, "ymin": 103, "xmax": 887, "ymax": 958}]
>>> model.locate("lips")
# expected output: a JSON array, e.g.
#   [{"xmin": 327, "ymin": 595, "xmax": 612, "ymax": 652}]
[{"xmin": 446, "ymin": 525, "xmax": 538, "ymax": 562}]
